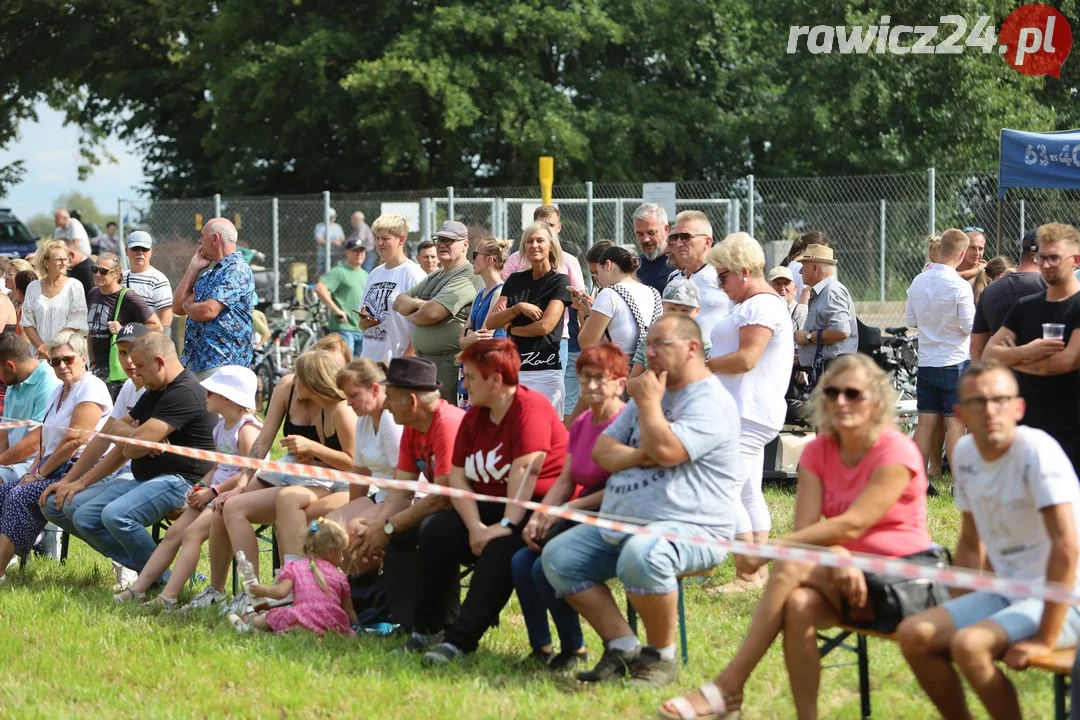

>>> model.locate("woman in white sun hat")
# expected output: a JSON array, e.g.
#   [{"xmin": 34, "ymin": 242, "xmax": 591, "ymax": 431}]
[{"xmin": 116, "ymin": 365, "xmax": 262, "ymax": 608}]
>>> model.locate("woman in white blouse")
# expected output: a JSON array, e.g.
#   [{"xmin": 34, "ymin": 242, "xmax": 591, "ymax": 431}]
[
  {"xmin": 576, "ymin": 244, "xmax": 661, "ymax": 356},
  {"xmin": 332, "ymin": 358, "xmax": 403, "ymax": 573},
  {"xmin": 22, "ymin": 241, "xmax": 88, "ymax": 357}
]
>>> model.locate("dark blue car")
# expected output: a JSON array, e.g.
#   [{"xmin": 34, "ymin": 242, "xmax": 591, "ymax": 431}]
[{"xmin": 0, "ymin": 209, "xmax": 39, "ymax": 258}]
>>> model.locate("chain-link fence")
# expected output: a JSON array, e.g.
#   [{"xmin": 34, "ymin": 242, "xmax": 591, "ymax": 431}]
[{"xmin": 118, "ymin": 169, "xmax": 1080, "ymax": 330}]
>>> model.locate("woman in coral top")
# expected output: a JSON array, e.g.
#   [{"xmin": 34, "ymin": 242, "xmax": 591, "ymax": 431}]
[{"xmin": 660, "ymin": 353, "xmax": 944, "ymax": 720}]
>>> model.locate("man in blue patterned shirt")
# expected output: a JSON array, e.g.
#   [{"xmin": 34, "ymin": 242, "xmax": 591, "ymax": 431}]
[{"xmin": 172, "ymin": 218, "xmax": 254, "ymax": 377}]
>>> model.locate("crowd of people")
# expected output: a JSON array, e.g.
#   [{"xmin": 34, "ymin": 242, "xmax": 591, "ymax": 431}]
[{"xmin": 1, "ymin": 203, "xmax": 1079, "ymax": 719}]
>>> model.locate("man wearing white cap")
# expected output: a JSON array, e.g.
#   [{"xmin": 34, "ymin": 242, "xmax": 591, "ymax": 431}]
[
  {"xmin": 768, "ymin": 266, "xmax": 807, "ymax": 336},
  {"xmin": 314, "ymin": 208, "xmax": 346, "ymax": 276},
  {"xmin": 122, "ymin": 231, "xmax": 174, "ymax": 336}
]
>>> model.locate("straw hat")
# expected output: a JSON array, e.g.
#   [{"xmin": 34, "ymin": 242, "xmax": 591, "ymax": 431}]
[{"xmin": 800, "ymin": 244, "xmax": 836, "ymax": 265}]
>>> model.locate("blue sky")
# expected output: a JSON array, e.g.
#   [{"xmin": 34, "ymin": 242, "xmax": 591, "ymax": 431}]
[{"xmin": 0, "ymin": 102, "xmax": 149, "ymax": 220}]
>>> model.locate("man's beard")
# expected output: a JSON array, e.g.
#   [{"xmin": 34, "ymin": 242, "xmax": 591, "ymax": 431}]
[{"xmin": 641, "ymin": 247, "xmax": 665, "ymax": 261}]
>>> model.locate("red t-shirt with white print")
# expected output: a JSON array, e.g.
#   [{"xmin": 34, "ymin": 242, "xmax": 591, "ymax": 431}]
[{"xmin": 452, "ymin": 385, "xmax": 568, "ymax": 499}]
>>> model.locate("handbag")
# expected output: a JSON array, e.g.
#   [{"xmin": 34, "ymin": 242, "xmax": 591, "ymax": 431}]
[
  {"xmin": 843, "ymin": 545, "xmax": 953, "ymax": 633},
  {"xmin": 107, "ymin": 288, "xmax": 130, "ymax": 382}
]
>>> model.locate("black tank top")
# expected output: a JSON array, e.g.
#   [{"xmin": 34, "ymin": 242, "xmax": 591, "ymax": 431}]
[
  {"xmin": 320, "ymin": 409, "xmax": 342, "ymax": 452},
  {"xmin": 281, "ymin": 382, "xmax": 319, "ymax": 442}
]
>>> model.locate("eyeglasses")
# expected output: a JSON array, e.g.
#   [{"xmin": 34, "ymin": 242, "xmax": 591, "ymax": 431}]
[
  {"xmin": 963, "ymin": 227, "xmax": 985, "ymax": 233},
  {"xmin": 958, "ymin": 395, "xmax": 1017, "ymax": 411},
  {"xmin": 823, "ymin": 386, "xmax": 866, "ymax": 402},
  {"xmin": 91, "ymin": 266, "xmax": 115, "ymax": 275},
  {"xmin": 49, "ymin": 257, "xmax": 69, "ymax": 265},
  {"xmin": 471, "ymin": 251, "xmax": 491, "ymax": 261},
  {"xmin": 1037, "ymin": 253, "xmax": 1076, "ymax": 267},
  {"xmin": 667, "ymin": 232, "xmax": 708, "ymax": 245},
  {"xmin": 435, "ymin": 236, "xmax": 463, "ymax": 246},
  {"xmin": 579, "ymin": 373, "xmax": 617, "ymax": 387},
  {"xmin": 49, "ymin": 355, "xmax": 77, "ymax": 368}
]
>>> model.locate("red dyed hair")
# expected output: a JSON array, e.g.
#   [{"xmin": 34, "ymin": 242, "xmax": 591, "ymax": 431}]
[
  {"xmin": 576, "ymin": 343, "xmax": 629, "ymax": 379},
  {"xmin": 459, "ymin": 338, "xmax": 521, "ymax": 386}
]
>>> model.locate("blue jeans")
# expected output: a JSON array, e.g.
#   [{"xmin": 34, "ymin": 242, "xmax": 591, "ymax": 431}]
[
  {"xmin": 362, "ymin": 253, "xmax": 377, "ymax": 273},
  {"xmin": 543, "ymin": 521, "xmax": 726, "ymax": 597},
  {"xmin": 69, "ymin": 473, "xmax": 189, "ymax": 576},
  {"xmin": 334, "ymin": 330, "xmax": 364, "ymax": 358},
  {"xmin": 559, "ymin": 337, "xmax": 569, "ymax": 375},
  {"xmin": 42, "ymin": 466, "xmax": 133, "ymax": 546},
  {"xmin": 511, "ymin": 546, "xmax": 585, "ymax": 653},
  {"xmin": 916, "ymin": 360, "xmax": 969, "ymax": 416}
]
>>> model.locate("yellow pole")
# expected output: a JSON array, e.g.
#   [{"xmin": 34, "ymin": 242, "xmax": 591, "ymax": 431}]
[{"xmin": 539, "ymin": 156, "xmax": 554, "ymax": 206}]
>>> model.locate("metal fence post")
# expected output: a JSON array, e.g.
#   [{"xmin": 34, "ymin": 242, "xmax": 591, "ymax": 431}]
[
  {"xmin": 420, "ymin": 198, "xmax": 432, "ymax": 240},
  {"xmin": 733, "ymin": 199, "xmax": 742, "ymax": 234},
  {"xmin": 447, "ymin": 186, "xmax": 455, "ymax": 220},
  {"xmin": 879, "ymin": 199, "xmax": 887, "ymax": 302},
  {"xmin": 586, "ymin": 181, "xmax": 594, "ymax": 249},
  {"xmin": 927, "ymin": 167, "xmax": 936, "ymax": 235},
  {"xmin": 213, "ymin": 193, "xmax": 221, "ymax": 218},
  {"xmin": 323, "ymin": 190, "xmax": 331, "ymax": 275},
  {"xmin": 271, "ymin": 197, "xmax": 280, "ymax": 304},
  {"xmin": 747, "ymin": 174, "xmax": 755, "ymax": 238},
  {"xmin": 1019, "ymin": 199, "xmax": 1026, "ymax": 242},
  {"xmin": 501, "ymin": 197, "xmax": 509, "ymax": 241},
  {"xmin": 615, "ymin": 198, "xmax": 624, "ymax": 246}
]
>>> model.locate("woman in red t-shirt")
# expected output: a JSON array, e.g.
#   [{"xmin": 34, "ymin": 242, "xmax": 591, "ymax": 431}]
[
  {"xmin": 416, "ymin": 338, "xmax": 568, "ymax": 666},
  {"xmin": 661, "ymin": 354, "xmax": 940, "ymax": 720}
]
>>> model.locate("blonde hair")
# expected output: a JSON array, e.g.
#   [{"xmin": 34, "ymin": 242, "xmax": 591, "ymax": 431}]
[
  {"xmin": 938, "ymin": 229, "xmax": 970, "ymax": 261},
  {"xmin": 372, "ymin": 213, "xmax": 409, "ymax": 238},
  {"xmin": 36, "ymin": 240, "xmax": 69, "ymax": 277},
  {"xmin": 707, "ymin": 232, "xmax": 766, "ymax": 277},
  {"xmin": 303, "ymin": 517, "xmax": 349, "ymax": 594},
  {"xmin": 808, "ymin": 354, "xmax": 897, "ymax": 439},
  {"xmin": 295, "ymin": 350, "xmax": 347, "ymax": 402},
  {"xmin": 473, "ymin": 237, "xmax": 513, "ymax": 268},
  {"xmin": 6, "ymin": 259, "xmax": 32, "ymax": 276},
  {"xmin": 96, "ymin": 252, "xmax": 121, "ymax": 272},
  {"xmin": 518, "ymin": 221, "xmax": 563, "ymax": 272},
  {"xmin": 925, "ymin": 235, "xmax": 941, "ymax": 264},
  {"xmin": 336, "ymin": 358, "xmax": 388, "ymax": 389},
  {"xmin": 314, "ymin": 333, "xmax": 353, "ymax": 363},
  {"xmin": 673, "ymin": 209, "xmax": 713, "ymax": 237},
  {"xmin": 1037, "ymin": 222, "xmax": 1080, "ymax": 249},
  {"xmin": 48, "ymin": 329, "xmax": 88, "ymax": 357}
]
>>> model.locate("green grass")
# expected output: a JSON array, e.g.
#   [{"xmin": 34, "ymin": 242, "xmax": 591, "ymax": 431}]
[{"xmin": 0, "ymin": 477, "xmax": 1062, "ymax": 718}]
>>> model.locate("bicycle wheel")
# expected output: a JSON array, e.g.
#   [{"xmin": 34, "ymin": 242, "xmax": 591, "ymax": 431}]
[{"xmin": 292, "ymin": 326, "xmax": 317, "ymax": 355}]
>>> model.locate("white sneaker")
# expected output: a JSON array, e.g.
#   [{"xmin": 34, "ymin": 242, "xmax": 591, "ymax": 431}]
[
  {"xmin": 111, "ymin": 563, "xmax": 139, "ymax": 592},
  {"xmin": 182, "ymin": 586, "xmax": 227, "ymax": 611},
  {"xmin": 227, "ymin": 613, "xmax": 251, "ymax": 633}
]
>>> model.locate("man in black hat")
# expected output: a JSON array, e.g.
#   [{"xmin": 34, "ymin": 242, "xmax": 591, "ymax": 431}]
[
  {"xmin": 969, "ymin": 230, "xmax": 1046, "ymax": 362},
  {"xmin": 350, "ymin": 356, "xmax": 466, "ymax": 631}
]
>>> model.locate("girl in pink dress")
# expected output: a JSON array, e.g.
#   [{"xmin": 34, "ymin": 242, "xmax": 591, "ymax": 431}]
[{"xmin": 232, "ymin": 518, "xmax": 357, "ymax": 635}]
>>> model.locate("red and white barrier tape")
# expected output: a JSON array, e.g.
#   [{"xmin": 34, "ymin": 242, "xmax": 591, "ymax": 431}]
[{"xmin": 11, "ymin": 417, "xmax": 1080, "ymax": 604}]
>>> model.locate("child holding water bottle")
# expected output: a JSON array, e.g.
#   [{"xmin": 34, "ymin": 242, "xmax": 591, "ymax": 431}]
[
  {"xmin": 230, "ymin": 517, "xmax": 357, "ymax": 635},
  {"xmin": 115, "ymin": 366, "xmax": 262, "ymax": 608}
]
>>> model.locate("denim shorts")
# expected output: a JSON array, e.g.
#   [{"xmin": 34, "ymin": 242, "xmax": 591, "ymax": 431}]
[
  {"xmin": 944, "ymin": 591, "xmax": 1080, "ymax": 646},
  {"xmin": 541, "ymin": 521, "xmax": 726, "ymax": 598},
  {"xmin": 916, "ymin": 361, "xmax": 969, "ymax": 416}
]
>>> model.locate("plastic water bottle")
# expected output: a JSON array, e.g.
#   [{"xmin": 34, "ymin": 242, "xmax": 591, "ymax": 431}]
[{"xmin": 235, "ymin": 551, "xmax": 257, "ymax": 597}]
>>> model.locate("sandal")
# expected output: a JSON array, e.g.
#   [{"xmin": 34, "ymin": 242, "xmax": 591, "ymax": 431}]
[
  {"xmin": 704, "ymin": 576, "xmax": 764, "ymax": 595},
  {"xmin": 659, "ymin": 682, "xmax": 736, "ymax": 719},
  {"xmin": 114, "ymin": 588, "xmax": 146, "ymax": 604},
  {"xmin": 149, "ymin": 594, "xmax": 177, "ymax": 611}
]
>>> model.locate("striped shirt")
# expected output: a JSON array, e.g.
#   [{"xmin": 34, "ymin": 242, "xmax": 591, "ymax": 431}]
[{"xmin": 122, "ymin": 267, "xmax": 173, "ymax": 311}]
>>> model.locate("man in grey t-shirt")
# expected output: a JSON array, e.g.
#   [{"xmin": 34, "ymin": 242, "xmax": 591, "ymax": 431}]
[{"xmin": 542, "ymin": 313, "xmax": 740, "ymax": 689}]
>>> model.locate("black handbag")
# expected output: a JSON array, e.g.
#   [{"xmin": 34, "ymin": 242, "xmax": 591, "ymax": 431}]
[{"xmin": 843, "ymin": 545, "xmax": 953, "ymax": 634}]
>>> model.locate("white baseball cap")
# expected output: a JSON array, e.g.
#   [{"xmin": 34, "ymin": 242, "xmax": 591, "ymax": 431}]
[
  {"xmin": 200, "ymin": 365, "xmax": 258, "ymax": 410},
  {"xmin": 127, "ymin": 231, "xmax": 154, "ymax": 250}
]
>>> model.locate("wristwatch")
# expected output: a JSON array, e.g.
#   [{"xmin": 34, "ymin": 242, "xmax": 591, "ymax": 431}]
[
  {"xmin": 383, "ymin": 520, "xmax": 395, "ymax": 536},
  {"xmin": 499, "ymin": 517, "xmax": 519, "ymax": 531}
]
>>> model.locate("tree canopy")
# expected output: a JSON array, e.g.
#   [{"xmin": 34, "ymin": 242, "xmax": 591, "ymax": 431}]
[{"xmin": 1, "ymin": 0, "xmax": 1078, "ymax": 198}]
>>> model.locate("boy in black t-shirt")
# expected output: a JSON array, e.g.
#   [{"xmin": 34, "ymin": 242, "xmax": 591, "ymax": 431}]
[{"xmin": 985, "ymin": 223, "xmax": 1080, "ymax": 473}]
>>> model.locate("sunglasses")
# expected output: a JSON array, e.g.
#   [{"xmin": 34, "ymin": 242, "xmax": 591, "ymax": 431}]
[
  {"xmin": 435, "ymin": 236, "xmax": 463, "ymax": 246},
  {"xmin": 129, "ymin": 247, "xmax": 149, "ymax": 253},
  {"xmin": 668, "ymin": 232, "xmax": 707, "ymax": 245},
  {"xmin": 823, "ymin": 386, "xmax": 865, "ymax": 402},
  {"xmin": 49, "ymin": 355, "xmax": 78, "ymax": 368},
  {"xmin": 963, "ymin": 226, "xmax": 985, "ymax": 233},
  {"xmin": 91, "ymin": 266, "xmax": 115, "ymax": 275},
  {"xmin": 471, "ymin": 251, "xmax": 491, "ymax": 261}
]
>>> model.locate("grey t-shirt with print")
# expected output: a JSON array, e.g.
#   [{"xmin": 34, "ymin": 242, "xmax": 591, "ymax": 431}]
[{"xmin": 599, "ymin": 374, "xmax": 741, "ymax": 540}]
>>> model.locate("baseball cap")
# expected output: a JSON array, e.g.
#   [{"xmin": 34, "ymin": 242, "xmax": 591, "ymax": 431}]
[
  {"xmin": 127, "ymin": 231, "xmax": 154, "ymax": 250},
  {"xmin": 345, "ymin": 237, "xmax": 367, "ymax": 251},
  {"xmin": 1021, "ymin": 229, "xmax": 1039, "ymax": 254},
  {"xmin": 433, "ymin": 220, "xmax": 469, "ymax": 243},
  {"xmin": 767, "ymin": 266, "xmax": 794, "ymax": 283},
  {"xmin": 328, "ymin": 207, "xmax": 337, "ymax": 217},
  {"xmin": 662, "ymin": 277, "xmax": 701, "ymax": 308},
  {"xmin": 116, "ymin": 323, "xmax": 150, "ymax": 345},
  {"xmin": 200, "ymin": 365, "xmax": 258, "ymax": 410}
]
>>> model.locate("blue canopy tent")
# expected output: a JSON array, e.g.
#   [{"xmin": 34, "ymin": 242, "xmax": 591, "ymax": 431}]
[{"xmin": 997, "ymin": 128, "xmax": 1080, "ymax": 251}]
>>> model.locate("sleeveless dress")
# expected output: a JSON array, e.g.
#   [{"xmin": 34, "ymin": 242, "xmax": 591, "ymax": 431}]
[
  {"xmin": 209, "ymin": 413, "xmax": 263, "ymax": 486},
  {"xmin": 265, "ymin": 558, "xmax": 354, "ymax": 636}
]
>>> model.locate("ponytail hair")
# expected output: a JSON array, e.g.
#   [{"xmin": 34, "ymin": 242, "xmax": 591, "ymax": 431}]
[
  {"xmin": 598, "ymin": 245, "xmax": 641, "ymax": 275},
  {"xmin": 303, "ymin": 517, "xmax": 349, "ymax": 595}
]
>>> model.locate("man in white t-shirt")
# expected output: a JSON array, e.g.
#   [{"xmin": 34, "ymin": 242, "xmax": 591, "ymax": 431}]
[
  {"xmin": 898, "ymin": 362, "xmax": 1080, "ymax": 720},
  {"xmin": 666, "ymin": 209, "xmax": 730, "ymax": 338},
  {"xmin": 53, "ymin": 208, "xmax": 91, "ymax": 256},
  {"xmin": 358, "ymin": 214, "xmax": 428, "ymax": 363},
  {"xmin": 314, "ymin": 208, "xmax": 346, "ymax": 276},
  {"xmin": 121, "ymin": 231, "xmax": 175, "ymax": 336},
  {"xmin": 905, "ymin": 228, "xmax": 975, "ymax": 478}
]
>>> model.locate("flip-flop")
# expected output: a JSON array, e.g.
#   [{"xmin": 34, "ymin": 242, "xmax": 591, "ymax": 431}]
[
  {"xmin": 704, "ymin": 576, "xmax": 764, "ymax": 595},
  {"xmin": 658, "ymin": 682, "xmax": 736, "ymax": 719}
]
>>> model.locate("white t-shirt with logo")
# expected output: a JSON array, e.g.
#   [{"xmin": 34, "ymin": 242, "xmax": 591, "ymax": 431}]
[
  {"xmin": 953, "ymin": 426, "xmax": 1080, "ymax": 594},
  {"xmin": 358, "ymin": 260, "xmax": 428, "ymax": 362},
  {"xmin": 710, "ymin": 293, "xmax": 794, "ymax": 431},
  {"xmin": 590, "ymin": 280, "xmax": 660, "ymax": 355}
]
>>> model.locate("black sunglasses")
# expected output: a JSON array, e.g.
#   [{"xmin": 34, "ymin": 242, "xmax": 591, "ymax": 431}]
[
  {"xmin": 823, "ymin": 386, "xmax": 865, "ymax": 402},
  {"xmin": 49, "ymin": 355, "xmax": 77, "ymax": 368},
  {"xmin": 91, "ymin": 266, "xmax": 115, "ymax": 275}
]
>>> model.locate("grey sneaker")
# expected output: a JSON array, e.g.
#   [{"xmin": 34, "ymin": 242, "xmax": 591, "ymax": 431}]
[
  {"xmin": 574, "ymin": 645, "xmax": 641, "ymax": 683},
  {"xmin": 219, "ymin": 593, "xmax": 252, "ymax": 617},
  {"xmin": 403, "ymin": 630, "xmax": 443, "ymax": 653},
  {"xmin": 183, "ymin": 586, "xmax": 227, "ymax": 611},
  {"xmin": 627, "ymin": 646, "xmax": 679, "ymax": 689},
  {"xmin": 422, "ymin": 642, "xmax": 464, "ymax": 666}
]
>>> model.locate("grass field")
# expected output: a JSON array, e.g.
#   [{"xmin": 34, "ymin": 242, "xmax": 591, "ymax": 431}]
[{"xmin": 0, "ymin": 477, "xmax": 1063, "ymax": 719}]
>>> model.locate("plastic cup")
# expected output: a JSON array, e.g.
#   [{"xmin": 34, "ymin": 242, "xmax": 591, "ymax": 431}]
[{"xmin": 1043, "ymin": 323, "xmax": 1066, "ymax": 340}]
